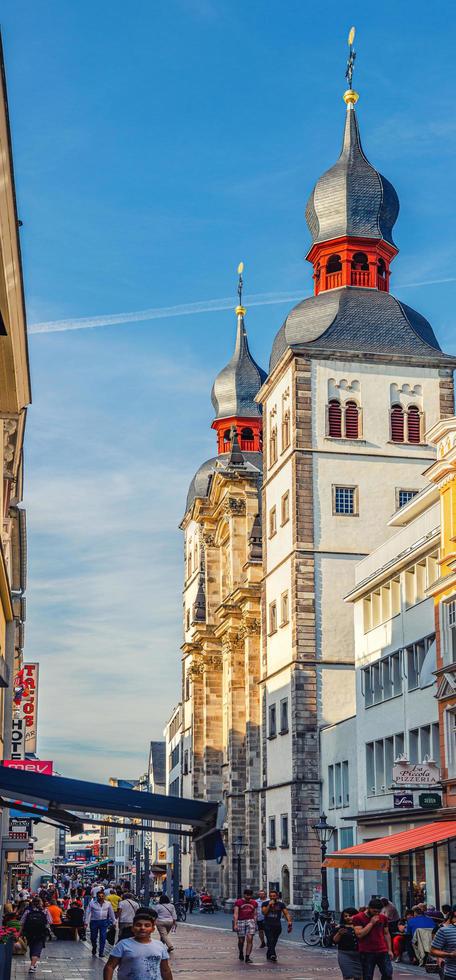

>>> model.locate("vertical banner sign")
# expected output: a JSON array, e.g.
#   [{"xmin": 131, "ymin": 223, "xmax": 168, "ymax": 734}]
[
  {"xmin": 23, "ymin": 664, "xmax": 39, "ymax": 752},
  {"xmin": 11, "ymin": 713, "xmax": 25, "ymax": 760}
]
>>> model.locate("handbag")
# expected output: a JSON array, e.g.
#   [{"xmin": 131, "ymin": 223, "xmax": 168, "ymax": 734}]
[
  {"xmin": 424, "ymin": 955, "xmax": 441, "ymax": 974},
  {"xmin": 107, "ymin": 925, "xmax": 116, "ymax": 946}
]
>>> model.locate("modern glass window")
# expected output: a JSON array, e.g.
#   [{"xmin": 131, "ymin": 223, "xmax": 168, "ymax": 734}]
[
  {"xmin": 269, "ymin": 601, "xmax": 277, "ymax": 634},
  {"xmin": 342, "ymin": 760, "xmax": 349, "ymax": 806},
  {"xmin": 446, "ymin": 600, "xmax": 456, "ymax": 663},
  {"xmin": 280, "ymin": 591, "xmax": 289, "ymax": 626},
  {"xmin": 268, "ymin": 703, "xmax": 277, "ymax": 738},
  {"xmin": 328, "ymin": 765, "xmax": 335, "ymax": 808},
  {"xmin": 398, "ymin": 488, "xmax": 418, "ymax": 508},
  {"xmin": 335, "ymin": 762, "xmax": 342, "ymax": 807},
  {"xmin": 281, "ymin": 491, "xmax": 290, "ymax": 525},
  {"xmin": 363, "ymin": 651, "xmax": 403, "ymax": 707},
  {"xmin": 407, "ymin": 636, "xmax": 435, "ymax": 691},
  {"xmin": 366, "ymin": 732, "xmax": 404, "ymax": 795},
  {"xmin": 334, "ymin": 485, "xmax": 357, "ymax": 515},
  {"xmin": 183, "ymin": 750, "xmax": 189, "ymax": 775},
  {"xmin": 269, "ymin": 816, "xmax": 276, "ymax": 848},
  {"xmin": 280, "ymin": 814, "xmax": 289, "ymax": 847},
  {"xmin": 280, "ymin": 697, "xmax": 288, "ymax": 733},
  {"xmin": 409, "ymin": 724, "xmax": 435, "ymax": 763}
]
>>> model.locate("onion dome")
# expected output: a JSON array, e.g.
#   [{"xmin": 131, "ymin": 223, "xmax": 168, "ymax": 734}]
[
  {"xmin": 211, "ymin": 313, "xmax": 267, "ymax": 420},
  {"xmin": 269, "ymin": 287, "xmax": 453, "ymax": 374},
  {"xmin": 305, "ymin": 101, "xmax": 399, "ymax": 249},
  {"xmin": 185, "ymin": 451, "xmax": 262, "ymax": 515}
]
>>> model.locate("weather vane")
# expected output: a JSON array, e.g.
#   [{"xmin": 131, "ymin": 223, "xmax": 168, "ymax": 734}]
[
  {"xmin": 345, "ymin": 26, "xmax": 356, "ymax": 90},
  {"xmin": 237, "ymin": 261, "xmax": 244, "ymax": 307}
]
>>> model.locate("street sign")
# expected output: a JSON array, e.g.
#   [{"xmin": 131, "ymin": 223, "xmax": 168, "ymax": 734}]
[
  {"xmin": 393, "ymin": 792, "xmax": 414, "ymax": 809},
  {"xmin": 419, "ymin": 792, "xmax": 442, "ymax": 809},
  {"xmin": 9, "ymin": 818, "xmax": 32, "ymax": 840}
]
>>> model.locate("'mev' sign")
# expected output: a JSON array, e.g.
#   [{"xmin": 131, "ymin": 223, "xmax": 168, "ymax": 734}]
[{"xmin": 3, "ymin": 760, "xmax": 53, "ymax": 775}]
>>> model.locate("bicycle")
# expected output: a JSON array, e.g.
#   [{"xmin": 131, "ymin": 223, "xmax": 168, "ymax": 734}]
[
  {"xmin": 302, "ymin": 911, "xmax": 335, "ymax": 947},
  {"xmin": 176, "ymin": 903, "xmax": 187, "ymax": 922}
]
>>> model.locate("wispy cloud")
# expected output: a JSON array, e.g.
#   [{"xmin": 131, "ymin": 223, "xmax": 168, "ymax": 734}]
[{"xmin": 29, "ymin": 277, "xmax": 456, "ymax": 337}]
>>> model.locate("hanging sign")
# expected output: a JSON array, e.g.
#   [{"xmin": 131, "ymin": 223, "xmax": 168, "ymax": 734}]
[
  {"xmin": 8, "ymin": 818, "xmax": 31, "ymax": 840},
  {"xmin": 393, "ymin": 792, "xmax": 414, "ymax": 809},
  {"xmin": 419, "ymin": 792, "xmax": 442, "ymax": 809},
  {"xmin": 392, "ymin": 760, "xmax": 441, "ymax": 787},
  {"xmin": 11, "ymin": 714, "xmax": 25, "ymax": 761},
  {"xmin": 23, "ymin": 664, "xmax": 39, "ymax": 752}
]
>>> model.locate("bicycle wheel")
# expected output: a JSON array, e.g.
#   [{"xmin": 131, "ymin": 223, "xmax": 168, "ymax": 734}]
[{"xmin": 302, "ymin": 921, "xmax": 321, "ymax": 946}]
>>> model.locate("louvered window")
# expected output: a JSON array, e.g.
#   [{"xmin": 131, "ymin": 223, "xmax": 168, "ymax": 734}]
[
  {"xmin": 391, "ymin": 404, "xmax": 405, "ymax": 442},
  {"xmin": 407, "ymin": 406, "xmax": 421, "ymax": 444},
  {"xmin": 345, "ymin": 401, "xmax": 359, "ymax": 439},
  {"xmin": 328, "ymin": 400, "xmax": 342, "ymax": 438}
]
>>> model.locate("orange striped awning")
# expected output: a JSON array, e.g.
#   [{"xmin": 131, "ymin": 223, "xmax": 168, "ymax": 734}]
[{"xmin": 324, "ymin": 821, "xmax": 456, "ymax": 871}]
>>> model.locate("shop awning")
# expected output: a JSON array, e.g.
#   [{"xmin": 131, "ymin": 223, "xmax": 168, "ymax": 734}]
[
  {"xmin": 324, "ymin": 821, "xmax": 456, "ymax": 871},
  {"xmin": 0, "ymin": 765, "xmax": 225, "ymax": 860}
]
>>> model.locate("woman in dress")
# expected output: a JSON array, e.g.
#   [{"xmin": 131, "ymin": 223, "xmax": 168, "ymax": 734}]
[{"xmin": 333, "ymin": 907, "xmax": 362, "ymax": 980}]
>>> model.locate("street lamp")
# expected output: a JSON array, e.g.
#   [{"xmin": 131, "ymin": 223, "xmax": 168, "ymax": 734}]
[
  {"xmin": 312, "ymin": 813, "xmax": 335, "ymax": 912},
  {"xmin": 233, "ymin": 835, "xmax": 245, "ymax": 898}
]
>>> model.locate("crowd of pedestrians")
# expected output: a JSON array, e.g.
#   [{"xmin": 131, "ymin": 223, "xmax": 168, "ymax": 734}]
[{"xmin": 332, "ymin": 896, "xmax": 456, "ymax": 979}]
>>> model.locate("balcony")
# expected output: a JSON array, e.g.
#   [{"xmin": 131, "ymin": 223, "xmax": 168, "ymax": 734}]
[
  {"xmin": 351, "ymin": 270, "xmax": 370, "ymax": 287},
  {"xmin": 326, "ymin": 271, "xmax": 342, "ymax": 289}
]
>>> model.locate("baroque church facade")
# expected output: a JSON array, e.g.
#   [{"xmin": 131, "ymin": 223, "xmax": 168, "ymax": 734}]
[{"xmin": 172, "ymin": 79, "xmax": 456, "ymax": 911}]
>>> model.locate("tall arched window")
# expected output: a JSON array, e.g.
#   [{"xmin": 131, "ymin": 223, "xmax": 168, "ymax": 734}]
[
  {"xmin": 377, "ymin": 257, "xmax": 387, "ymax": 278},
  {"xmin": 407, "ymin": 405, "xmax": 421, "ymax": 444},
  {"xmin": 345, "ymin": 401, "xmax": 359, "ymax": 439},
  {"xmin": 282, "ymin": 410, "xmax": 290, "ymax": 450},
  {"xmin": 351, "ymin": 251, "xmax": 369, "ymax": 271},
  {"xmin": 269, "ymin": 425, "xmax": 278, "ymax": 465},
  {"xmin": 328, "ymin": 400, "xmax": 342, "ymax": 438},
  {"xmin": 223, "ymin": 428, "xmax": 231, "ymax": 445},
  {"xmin": 391, "ymin": 404, "xmax": 405, "ymax": 442},
  {"xmin": 327, "ymin": 254, "xmax": 342, "ymax": 274}
]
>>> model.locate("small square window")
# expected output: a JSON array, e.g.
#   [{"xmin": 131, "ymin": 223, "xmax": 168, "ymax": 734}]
[
  {"xmin": 333, "ymin": 485, "xmax": 357, "ymax": 516},
  {"xmin": 281, "ymin": 491, "xmax": 290, "ymax": 525},
  {"xmin": 280, "ymin": 591, "xmax": 289, "ymax": 626},
  {"xmin": 269, "ymin": 506, "xmax": 277, "ymax": 538},
  {"xmin": 268, "ymin": 703, "xmax": 277, "ymax": 738},
  {"xmin": 397, "ymin": 488, "xmax": 418, "ymax": 509},
  {"xmin": 269, "ymin": 601, "xmax": 277, "ymax": 634}
]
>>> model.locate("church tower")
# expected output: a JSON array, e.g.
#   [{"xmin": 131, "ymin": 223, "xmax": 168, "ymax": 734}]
[
  {"xmin": 180, "ymin": 271, "xmax": 266, "ymax": 895},
  {"xmin": 258, "ymin": 50, "xmax": 456, "ymax": 911}
]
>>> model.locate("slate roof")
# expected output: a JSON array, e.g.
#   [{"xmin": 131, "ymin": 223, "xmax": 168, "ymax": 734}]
[
  {"xmin": 185, "ymin": 451, "xmax": 262, "ymax": 515},
  {"xmin": 211, "ymin": 315, "xmax": 267, "ymax": 420},
  {"xmin": 269, "ymin": 287, "xmax": 454, "ymax": 373},
  {"xmin": 306, "ymin": 103, "xmax": 399, "ymax": 248}
]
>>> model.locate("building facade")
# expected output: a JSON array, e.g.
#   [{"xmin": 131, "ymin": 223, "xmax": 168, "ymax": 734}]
[{"xmin": 167, "ymin": 70, "xmax": 456, "ymax": 910}]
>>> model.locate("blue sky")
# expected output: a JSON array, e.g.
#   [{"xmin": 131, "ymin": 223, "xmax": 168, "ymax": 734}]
[{"xmin": 2, "ymin": 0, "xmax": 456, "ymax": 780}]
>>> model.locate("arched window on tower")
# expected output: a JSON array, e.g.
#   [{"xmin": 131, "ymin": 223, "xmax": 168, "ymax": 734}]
[
  {"xmin": 407, "ymin": 405, "xmax": 422, "ymax": 444},
  {"xmin": 328, "ymin": 400, "xmax": 342, "ymax": 438},
  {"xmin": 345, "ymin": 401, "xmax": 360, "ymax": 439},
  {"xmin": 391, "ymin": 404, "xmax": 405, "ymax": 443},
  {"xmin": 223, "ymin": 428, "xmax": 231, "ymax": 446},
  {"xmin": 377, "ymin": 257, "xmax": 387, "ymax": 292},
  {"xmin": 351, "ymin": 251, "xmax": 370, "ymax": 287},
  {"xmin": 241, "ymin": 426, "xmax": 254, "ymax": 451},
  {"xmin": 326, "ymin": 254, "xmax": 342, "ymax": 289}
]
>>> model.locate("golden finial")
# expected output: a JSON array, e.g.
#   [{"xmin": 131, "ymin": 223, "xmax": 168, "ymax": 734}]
[
  {"xmin": 236, "ymin": 261, "xmax": 246, "ymax": 316},
  {"xmin": 343, "ymin": 25, "xmax": 359, "ymax": 105}
]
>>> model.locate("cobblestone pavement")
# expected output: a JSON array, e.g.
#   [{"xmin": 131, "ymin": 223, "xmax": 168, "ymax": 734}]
[{"xmin": 11, "ymin": 929, "xmax": 426, "ymax": 980}]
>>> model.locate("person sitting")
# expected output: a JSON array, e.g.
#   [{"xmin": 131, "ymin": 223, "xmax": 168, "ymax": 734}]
[
  {"xmin": 406, "ymin": 907, "xmax": 436, "ymax": 964},
  {"xmin": 65, "ymin": 902, "xmax": 85, "ymax": 941},
  {"xmin": 46, "ymin": 901, "xmax": 63, "ymax": 927}
]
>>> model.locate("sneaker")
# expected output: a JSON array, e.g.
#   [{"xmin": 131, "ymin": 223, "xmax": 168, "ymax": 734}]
[
  {"xmin": 270, "ymin": 954, "xmax": 277, "ymax": 962},
  {"xmin": 239, "ymin": 951, "xmax": 244, "ymax": 961},
  {"xmin": 245, "ymin": 956, "xmax": 252, "ymax": 963}
]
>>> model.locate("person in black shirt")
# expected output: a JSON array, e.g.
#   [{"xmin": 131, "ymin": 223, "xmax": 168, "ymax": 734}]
[
  {"xmin": 333, "ymin": 908, "xmax": 362, "ymax": 979},
  {"xmin": 261, "ymin": 890, "xmax": 292, "ymax": 962}
]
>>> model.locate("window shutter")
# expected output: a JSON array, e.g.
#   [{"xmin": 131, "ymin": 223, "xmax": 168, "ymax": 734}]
[
  {"xmin": 391, "ymin": 404, "xmax": 405, "ymax": 442},
  {"xmin": 328, "ymin": 400, "xmax": 342, "ymax": 438},
  {"xmin": 407, "ymin": 406, "xmax": 421, "ymax": 444},
  {"xmin": 345, "ymin": 401, "xmax": 359, "ymax": 439}
]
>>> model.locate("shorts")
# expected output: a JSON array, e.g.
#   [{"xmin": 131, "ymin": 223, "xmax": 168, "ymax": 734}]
[
  {"xmin": 237, "ymin": 919, "xmax": 256, "ymax": 937},
  {"xmin": 28, "ymin": 939, "xmax": 45, "ymax": 959}
]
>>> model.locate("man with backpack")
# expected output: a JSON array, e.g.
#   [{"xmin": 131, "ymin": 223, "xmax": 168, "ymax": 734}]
[{"xmin": 20, "ymin": 897, "xmax": 52, "ymax": 974}]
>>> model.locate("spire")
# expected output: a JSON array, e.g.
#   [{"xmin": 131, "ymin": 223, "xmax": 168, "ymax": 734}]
[
  {"xmin": 192, "ymin": 573, "xmax": 206, "ymax": 624},
  {"xmin": 211, "ymin": 263, "xmax": 267, "ymax": 426},
  {"xmin": 248, "ymin": 509, "xmax": 262, "ymax": 561},
  {"xmin": 226, "ymin": 426, "xmax": 245, "ymax": 468},
  {"xmin": 344, "ymin": 26, "xmax": 359, "ymax": 106}
]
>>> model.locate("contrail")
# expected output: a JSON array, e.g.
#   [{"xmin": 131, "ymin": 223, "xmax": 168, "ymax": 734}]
[{"xmin": 28, "ymin": 276, "xmax": 456, "ymax": 336}]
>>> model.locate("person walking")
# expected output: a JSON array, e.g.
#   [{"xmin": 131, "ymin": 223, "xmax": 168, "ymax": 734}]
[
  {"xmin": 233, "ymin": 888, "xmax": 257, "ymax": 964},
  {"xmin": 261, "ymin": 889, "xmax": 292, "ymax": 962},
  {"xmin": 85, "ymin": 887, "xmax": 116, "ymax": 957},
  {"xmin": 184, "ymin": 885, "xmax": 196, "ymax": 914},
  {"xmin": 431, "ymin": 908, "xmax": 456, "ymax": 978},
  {"xmin": 118, "ymin": 893, "xmax": 140, "ymax": 940},
  {"xmin": 256, "ymin": 890, "xmax": 266, "ymax": 949},
  {"xmin": 21, "ymin": 897, "xmax": 51, "ymax": 974},
  {"xmin": 154, "ymin": 896, "xmax": 177, "ymax": 952},
  {"xmin": 352, "ymin": 898, "xmax": 393, "ymax": 980},
  {"xmin": 103, "ymin": 909, "xmax": 172, "ymax": 980},
  {"xmin": 333, "ymin": 908, "xmax": 362, "ymax": 979}
]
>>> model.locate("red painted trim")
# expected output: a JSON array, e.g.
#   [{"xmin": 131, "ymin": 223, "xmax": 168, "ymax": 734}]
[
  {"xmin": 211, "ymin": 416, "xmax": 263, "ymax": 455},
  {"xmin": 307, "ymin": 236, "xmax": 398, "ymax": 296}
]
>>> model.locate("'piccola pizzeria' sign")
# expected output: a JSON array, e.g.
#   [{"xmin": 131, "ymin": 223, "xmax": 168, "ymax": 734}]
[{"xmin": 393, "ymin": 758, "xmax": 441, "ymax": 787}]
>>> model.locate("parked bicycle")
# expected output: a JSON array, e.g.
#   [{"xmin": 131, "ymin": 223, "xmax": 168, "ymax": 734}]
[{"xmin": 302, "ymin": 910, "xmax": 335, "ymax": 947}]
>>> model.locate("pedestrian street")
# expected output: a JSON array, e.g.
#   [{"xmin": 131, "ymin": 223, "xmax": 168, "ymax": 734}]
[{"xmin": 11, "ymin": 928, "xmax": 429, "ymax": 980}]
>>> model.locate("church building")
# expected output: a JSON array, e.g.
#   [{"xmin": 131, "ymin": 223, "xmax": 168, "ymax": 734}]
[{"xmin": 172, "ymin": 61, "xmax": 456, "ymax": 911}]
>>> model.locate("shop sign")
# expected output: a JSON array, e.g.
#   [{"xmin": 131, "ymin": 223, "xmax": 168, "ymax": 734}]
[
  {"xmin": 23, "ymin": 664, "xmax": 39, "ymax": 752},
  {"xmin": 419, "ymin": 792, "xmax": 442, "ymax": 809},
  {"xmin": 8, "ymin": 818, "xmax": 31, "ymax": 840},
  {"xmin": 3, "ymin": 760, "xmax": 53, "ymax": 775},
  {"xmin": 11, "ymin": 714, "xmax": 25, "ymax": 761},
  {"xmin": 392, "ymin": 760, "xmax": 441, "ymax": 787},
  {"xmin": 393, "ymin": 792, "xmax": 414, "ymax": 809}
]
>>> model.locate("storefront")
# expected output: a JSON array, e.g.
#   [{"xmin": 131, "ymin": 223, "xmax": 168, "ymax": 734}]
[{"xmin": 324, "ymin": 821, "xmax": 456, "ymax": 912}]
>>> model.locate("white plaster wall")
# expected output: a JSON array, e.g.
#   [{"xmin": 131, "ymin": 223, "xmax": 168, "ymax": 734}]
[
  {"xmin": 266, "ymin": 668, "xmax": 292, "ymax": 784},
  {"xmin": 265, "ymin": 783, "xmax": 292, "ymax": 891},
  {"xmin": 319, "ymin": 663, "xmax": 356, "ymax": 727},
  {"xmin": 265, "ymin": 458, "xmax": 293, "ymax": 573},
  {"xmin": 316, "ymin": 554, "xmax": 358, "ymax": 664},
  {"xmin": 264, "ymin": 364, "xmax": 293, "ymax": 479},
  {"xmin": 265, "ymin": 559, "xmax": 292, "ymax": 674}
]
